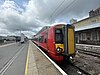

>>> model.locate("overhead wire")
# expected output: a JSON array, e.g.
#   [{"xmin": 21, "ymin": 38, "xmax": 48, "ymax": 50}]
[
  {"xmin": 51, "ymin": 0, "xmax": 78, "ymax": 23},
  {"xmin": 50, "ymin": 0, "xmax": 66, "ymax": 23},
  {"xmin": 50, "ymin": 0, "xmax": 66, "ymax": 18}
]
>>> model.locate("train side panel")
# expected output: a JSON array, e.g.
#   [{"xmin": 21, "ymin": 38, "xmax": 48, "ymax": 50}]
[
  {"xmin": 47, "ymin": 27, "xmax": 55, "ymax": 54},
  {"xmin": 47, "ymin": 26, "xmax": 63, "ymax": 62},
  {"xmin": 38, "ymin": 30, "xmax": 48, "ymax": 52}
]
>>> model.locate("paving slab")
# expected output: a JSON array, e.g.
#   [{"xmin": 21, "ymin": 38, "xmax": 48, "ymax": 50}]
[{"xmin": 27, "ymin": 41, "xmax": 62, "ymax": 75}]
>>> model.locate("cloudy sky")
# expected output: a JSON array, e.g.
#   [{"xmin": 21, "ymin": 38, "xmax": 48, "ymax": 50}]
[{"xmin": 0, "ymin": 0, "xmax": 100, "ymax": 38}]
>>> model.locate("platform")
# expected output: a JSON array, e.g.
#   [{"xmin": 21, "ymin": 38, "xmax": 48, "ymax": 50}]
[{"xmin": 25, "ymin": 41, "xmax": 62, "ymax": 75}]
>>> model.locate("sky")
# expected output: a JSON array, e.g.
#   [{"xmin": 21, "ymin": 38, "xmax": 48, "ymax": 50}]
[{"xmin": 0, "ymin": 0, "xmax": 100, "ymax": 38}]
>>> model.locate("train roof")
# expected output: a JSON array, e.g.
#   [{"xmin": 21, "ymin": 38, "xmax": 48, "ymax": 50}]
[
  {"xmin": 36, "ymin": 26, "xmax": 50, "ymax": 35},
  {"xmin": 75, "ymin": 22, "xmax": 100, "ymax": 31},
  {"xmin": 35, "ymin": 23, "xmax": 72, "ymax": 35},
  {"xmin": 51, "ymin": 23, "xmax": 68, "ymax": 26}
]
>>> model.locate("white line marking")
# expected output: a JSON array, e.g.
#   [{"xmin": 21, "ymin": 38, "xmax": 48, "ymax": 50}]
[
  {"xmin": 0, "ymin": 45, "xmax": 25, "ymax": 75},
  {"xmin": 31, "ymin": 41, "xmax": 67, "ymax": 75},
  {"xmin": 0, "ymin": 43, "xmax": 15, "ymax": 48}
]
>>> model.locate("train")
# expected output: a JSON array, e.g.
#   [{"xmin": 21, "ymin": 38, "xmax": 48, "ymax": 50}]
[{"xmin": 32, "ymin": 23, "xmax": 75, "ymax": 63}]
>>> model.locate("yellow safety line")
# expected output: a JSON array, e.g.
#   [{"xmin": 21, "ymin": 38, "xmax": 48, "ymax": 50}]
[{"xmin": 25, "ymin": 43, "xmax": 30, "ymax": 75}]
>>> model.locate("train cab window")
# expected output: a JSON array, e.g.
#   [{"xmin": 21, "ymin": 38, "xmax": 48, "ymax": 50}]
[{"xmin": 55, "ymin": 29, "xmax": 63, "ymax": 44}]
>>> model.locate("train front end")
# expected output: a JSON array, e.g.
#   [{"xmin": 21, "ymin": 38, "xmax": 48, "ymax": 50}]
[{"xmin": 55, "ymin": 24, "xmax": 75, "ymax": 63}]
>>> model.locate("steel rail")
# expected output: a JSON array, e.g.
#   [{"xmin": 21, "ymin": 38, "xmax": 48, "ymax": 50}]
[{"xmin": 77, "ymin": 48, "xmax": 100, "ymax": 58}]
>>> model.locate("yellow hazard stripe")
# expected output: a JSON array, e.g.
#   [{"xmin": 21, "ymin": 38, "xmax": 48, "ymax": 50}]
[
  {"xmin": 55, "ymin": 44, "xmax": 64, "ymax": 52},
  {"xmin": 25, "ymin": 44, "xmax": 30, "ymax": 75}
]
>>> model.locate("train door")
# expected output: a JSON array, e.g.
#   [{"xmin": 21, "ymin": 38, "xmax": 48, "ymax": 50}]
[
  {"xmin": 63, "ymin": 25, "xmax": 75, "ymax": 55},
  {"xmin": 44, "ymin": 33, "xmax": 48, "ymax": 50},
  {"xmin": 67, "ymin": 26, "xmax": 75, "ymax": 55}
]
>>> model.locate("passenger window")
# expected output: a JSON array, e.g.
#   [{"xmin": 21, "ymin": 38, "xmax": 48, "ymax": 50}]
[
  {"xmin": 44, "ymin": 39, "xmax": 47, "ymax": 43},
  {"xmin": 44, "ymin": 33, "xmax": 48, "ymax": 43},
  {"xmin": 39, "ymin": 36, "xmax": 44, "ymax": 42}
]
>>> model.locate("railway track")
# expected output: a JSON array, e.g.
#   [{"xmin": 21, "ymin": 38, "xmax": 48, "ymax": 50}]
[
  {"xmin": 34, "ymin": 43, "xmax": 92, "ymax": 75},
  {"xmin": 59, "ymin": 62, "xmax": 91, "ymax": 75},
  {"xmin": 76, "ymin": 48, "xmax": 100, "ymax": 58},
  {"xmin": 36, "ymin": 45, "xmax": 91, "ymax": 75}
]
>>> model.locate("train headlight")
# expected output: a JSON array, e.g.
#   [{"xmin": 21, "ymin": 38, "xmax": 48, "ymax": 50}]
[
  {"xmin": 70, "ymin": 56, "xmax": 75, "ymax": 63},
  {"xmin": 70, "ymin": 56, "xmax": 73, "ymax": 59},
  {"xmin": 56, "ymin": 47, "xmax": 62, "ymax": 53}
]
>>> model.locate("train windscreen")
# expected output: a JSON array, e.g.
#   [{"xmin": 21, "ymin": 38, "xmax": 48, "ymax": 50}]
[{"xmin": 55, "ymin": 29, "xmax": 63, "ymax": 44}]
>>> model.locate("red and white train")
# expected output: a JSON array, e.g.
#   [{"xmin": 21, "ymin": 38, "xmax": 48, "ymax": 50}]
[{"xmin": 33, "ymin": 23, "xmax": 75, "ymax": 63}]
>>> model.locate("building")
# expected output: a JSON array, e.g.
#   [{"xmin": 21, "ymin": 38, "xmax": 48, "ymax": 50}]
[
  {"xmin": 89, "ymin": 7, "xmax": 100, "ymax": 17},
  {"xmin": 0, "ymin": 36, "xmax": 3, "ymax": 40},
  {"xmin": 6, "ymin": 36, "xmax": 16, "ymax": 41},
  {"xmin": 74, "ymin": 7, "xmax": 100, "ymax": 45},
  {"xmin": 70, "ymin": 18, "xmax": 77, "ymax": 24}
]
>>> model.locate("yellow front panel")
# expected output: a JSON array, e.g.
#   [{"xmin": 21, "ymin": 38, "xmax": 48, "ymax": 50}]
[
  {"xmin": 68, "ymin": 28, "xmax": 75, "ymax": 54},
  {"xmin": 55, "ymin": 44, "xmax": 64, "ymax": 52}
]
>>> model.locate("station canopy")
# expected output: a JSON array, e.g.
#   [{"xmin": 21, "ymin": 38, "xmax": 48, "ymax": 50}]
[{"xmin": 75, "ymin": 22, "xmax": 100, "ymax": 31}]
